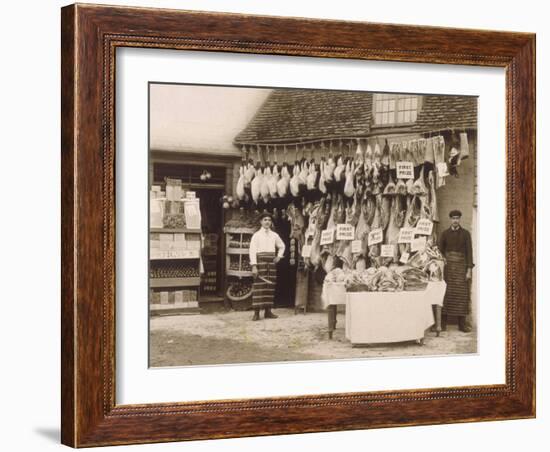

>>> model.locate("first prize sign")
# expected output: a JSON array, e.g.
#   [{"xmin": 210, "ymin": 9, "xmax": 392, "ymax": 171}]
[
  {"xmin": 336, "ymin": 224, "xmax": 355, "ymax": 240},
  {"xmin": 320, "ymin": 228, "xmax": 335, "ymax": 245},
  {"xmin": 396, "ymin": 161, "xmax": 414, "ymax": 179},
  {"xmin": 367, "ymin": 228, "xmax": 383, "ymax": 246},
  {"xmin": 415, "ymin": 219, "xmax": 434, "ymax": 236}
]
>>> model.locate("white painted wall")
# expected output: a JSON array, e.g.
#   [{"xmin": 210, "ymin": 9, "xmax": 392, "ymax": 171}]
[{"xmin": 150, "ymin": 84, "xmax": 271, "ymax": 156}]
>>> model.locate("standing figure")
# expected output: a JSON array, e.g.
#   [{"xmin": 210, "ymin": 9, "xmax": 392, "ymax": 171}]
[
  {"xmin": 249, "ymin": 213, "xmax": 286, "ymax": 321},
  {"xmin": 438, "ymin": 209, "xmax": 474, "ymax": 332}
]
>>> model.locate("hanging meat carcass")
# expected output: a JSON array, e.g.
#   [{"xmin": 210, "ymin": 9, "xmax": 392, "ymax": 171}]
[
  {"xmin": 250, "ymin": 165, "xmax": 262, "ymax": 204},
  {"xmin": 384, "ymin": 195, "xmax": 402, "ymax": 264},
  {"xmin": 307, "ymin": 158, "xmax": 318, "ymax": 191},
  {"xmin": 268, "ymin": 164, "xmax": 279, "ymax": 198},
  {"xmin": 427, "ymin": 170, "xmax": 439, "ymax": 222},
  {"xmin": 367, "ymin": 194, "xmax": 383, "ymax": 267},
  {"xmin": 235, "ymin": 163, "xmax": 245, "ymax": 201},
  {"xmin": 309, "ymin": 195, "xmax": 330, "ymax": 268},
  {"xmin": 318, "ymin": 157, "xmax": 327, "ymax": 194},
  {"xmin": 277, "ymin": 162, "xmax": 291, "ymax": 197},
  {"xmin": 289, "ymin": 161, "xmax": 301, "ymax": 197},
  {"xmin": 333, "ymin": 155, "xmax": 346, "ymax": 183},
  {"xmin": 335, "ymin": 194, "xmax": 361, "ymax": 268},
  {"xmin": 343, "ymin": 159, "xmax": 355, "ymax": 198},
  {"xmin": 260, "ymin": 165, "xmax": 271, "ymax": 203}
]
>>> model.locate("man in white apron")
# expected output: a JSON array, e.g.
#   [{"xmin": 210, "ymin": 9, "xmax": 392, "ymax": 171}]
[{"xmin": 249, "ymin": 212, "xmax": 286, "ymax": 321}]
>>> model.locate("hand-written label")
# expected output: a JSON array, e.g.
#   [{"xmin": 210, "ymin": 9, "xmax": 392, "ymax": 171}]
[
  {"xmin": 367, "ymin": 228, "xmax": 383, "ymax": 246},
  {"xmin": 320, "ymin": 228, "xmax": 335, "ymax": 246},
  {"xmin": 351, "ymin": 240, "xmax": 362, "ymax": 253},
  {"xmin": 381, "ymin": 244, "xmax": 395, "ymax": 258},
  {"xmin": 398, "ymin": 227, "xmax": 415, "ymax": 243},
  {"xmin": 436, "ymin": 162, "xmax": 450, "ymax": 177},
  {"xmin": 411, "ymin": 236, "xmax": 427, "ymax": 252},
  {"xmin": 415, "ymin": 219, "xmax": 434, "ymax": 236},
  {"xmin": 301, "ymin": 245, "xmax": 312, "ymax": 258},
  {"xmin": 399, "ymin": 251, "xmax": 410, "ymax": 264},
  {"xmin": 396, "ymin": 161, "xmax": 415, "ymax": 179},
  {"xmin": 336, "ymin": 224, "xmax": 355, "ymax": 240}
]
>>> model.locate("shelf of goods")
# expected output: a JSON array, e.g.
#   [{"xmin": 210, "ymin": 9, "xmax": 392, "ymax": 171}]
[
  {"xmin": 149, "ymin": 227, "xmax": 202, "ymax": 315},
  {"xmin": 224, "ymin": 226, "xmax": 255, "ymax": 308},
  {"xmin": 201, "ymin": 233, "xmax": 219, "ymax": 294}
]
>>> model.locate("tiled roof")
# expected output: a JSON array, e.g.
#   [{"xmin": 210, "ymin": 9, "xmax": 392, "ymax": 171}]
[
  {"xmin": 234, "ymin": 89, "xmax": 373, "ymax": 145},
  {"xmin": 412, "ymin": 95, "xmax": 478, "ymax": 131},
  {"xmin": 235, "ymin": 90, "xmax": 477, "ymax": 145}
]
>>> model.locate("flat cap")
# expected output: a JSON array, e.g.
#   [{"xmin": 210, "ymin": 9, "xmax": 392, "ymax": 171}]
[{"xmin": 449, "ymin": 209, "xmax": 462, "ymax": 218}]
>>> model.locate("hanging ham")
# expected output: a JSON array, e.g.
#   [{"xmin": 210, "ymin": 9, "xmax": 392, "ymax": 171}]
[{"xmin": 235, "ymin": 164, "xmax": 245, "ymax": 200}]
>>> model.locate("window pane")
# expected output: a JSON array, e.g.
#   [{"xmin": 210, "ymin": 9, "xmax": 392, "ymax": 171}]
[
  {"xmin": 398, "ymin": 98, "xmax": 405, "ymax": 110},
  {"xmin": 376, "ymin": 113, "xmax": 382, "ymax": 124},
  {"xmin": 388, "ymin": 99, "xmax": 396, "ymax": 112},
  {"xmin": 404, "ymin": 110, "xmax": 411, "ymax": 122},
  {"xmin": 397, "ymin": 111, "xmax": 405, "ymax": 123},
  {"xmin": 411, "ymin": 97, "xmax": 418, "ymax": 109},
  {"xmin": 411, "ymin": 110, "xmax": 417, "ymax": 122},
  {"xmin": 383, "ymin": 100, "xmax": 389, "ymax": 112},
  {"xmin": 404, "ymin": 97, "xmax": 411, "ymax": 109},
  {"xmin": 383, "ymin": 112, "xmax": 389, "ymax": 124}
]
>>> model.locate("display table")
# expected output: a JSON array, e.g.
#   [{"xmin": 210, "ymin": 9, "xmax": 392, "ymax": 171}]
[
  {"xmin": 345, "ymin": 282, "xmax": 447, "ymax": 345},
  {"xmin": 322, "ymin": 281, "xmax": 446, "ymax": 342}
]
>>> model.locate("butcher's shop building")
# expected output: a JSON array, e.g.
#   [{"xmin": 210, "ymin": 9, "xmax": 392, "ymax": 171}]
[{"xmin": 149, "ymin": 86, "xmax": 478, "ymax": 326}]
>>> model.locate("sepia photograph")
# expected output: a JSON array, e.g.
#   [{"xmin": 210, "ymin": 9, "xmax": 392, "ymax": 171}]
[{"xmin": 148, "ymin": 83, "xmax": 478, "ymax": 367}]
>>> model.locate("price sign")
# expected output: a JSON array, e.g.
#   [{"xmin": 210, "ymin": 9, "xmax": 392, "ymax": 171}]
[
  {"xmin": 399, "ymin": 251, "xmax": 410, "ymax": 264},
  {"xmin": 411, "ymin": 236, "xmax": 427, "ymax": 252},
  {"xmin": 336, "ymin": 224, "xmax": 355, "ymax": 240},
  {"xmin": 320, "ymin": 228, "xmax": 335, "ymax": 245},
  {"xmin": 415, "ymin": 219, "xmax": 434, "ymax": 236},
  {"xmin": 301, "ymin": 245, "xmax": 312, "ymax": 258},
  {"xmin": 381, "ymin": 244, "xmax": 395, "ymax": 258},
  {"xmin": 436, "ymin": 162, "xmax": 450, "ymax": 177},
  {"xmin": 351, "ymin": 240, "xmax": 362, "ymax": 253},
  {"xmin": 396, "ymin": 161, "xmax": 414, "ymax": 179},
  {"xmin": 367, "ymin": 228, "xmax": 383, "ymax": 246},
  {"xmin": 398, "ymin": 227, "xmax": 415, "ymax": 244}
]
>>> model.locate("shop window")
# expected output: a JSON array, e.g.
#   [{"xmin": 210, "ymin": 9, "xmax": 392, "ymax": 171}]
[{"xmin": 373, "ymin": 94, "xmax": 421, "ymax": 125}]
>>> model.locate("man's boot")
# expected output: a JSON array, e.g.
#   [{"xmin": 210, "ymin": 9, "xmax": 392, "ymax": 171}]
[
  {"xmin": 264, "ymin": 308, "xmax": 278, "ymax": 319},
  {"xmin": 252, "ymin": 308, "xmax": 260, "ymax": 321},
  {"xmin": 458, "ymin": 316, "xmax": 472, "ymax": 332}
]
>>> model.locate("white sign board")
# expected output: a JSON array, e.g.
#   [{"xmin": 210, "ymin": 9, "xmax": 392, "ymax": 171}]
[
  {"xmin": 320, "ymin": 228, "xmax": 335, "ymax": 246},
  {"xmin": 398, "ymin": 227, "xmax": 415, "ymax": 244},
  {"xmin": 336, "ymin": 224, "xmax": 355, "ymax": 241},
  {"xmin": 183, "ymin": 199, "xmax": 201, "ymax": 230},
  {"xmin": 415, "ymin": 219, "xmax": 434, "ymax": 236},
  {"xmin": 399, "ymin": 251, "xmax": 410, "ymax": 264},
  {"xmin": 396, "ymin": 161, "xmax": 414, "ymax": 179},
  {"xmin": 367, "ymin": 228, "xmax": 383, "ymax": 246},
  {"xmin": 381, "ymin": 244, "xmax": 395, "ymax": 258},
  {"xmin": 436, "ymin": 162, "xmax": 450, "ymax": 177},
  {"xmin": 351, "ymin": 240, "xmax": 362, "ymax": 253},
  {"xmin": 411, "ymin": 236, "xmax": 427, "ymax": 252}
]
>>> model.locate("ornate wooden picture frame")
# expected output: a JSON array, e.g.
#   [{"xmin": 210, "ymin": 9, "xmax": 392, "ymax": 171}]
[{"xmin": 61, "ymin": 3, "xmax": 535, "ymax": 447}]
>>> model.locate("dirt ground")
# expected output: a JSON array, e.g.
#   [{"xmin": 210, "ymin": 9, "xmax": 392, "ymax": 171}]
[{"xmin": 150, "ymin": 308, "xmax": 477, "ymax": 367}]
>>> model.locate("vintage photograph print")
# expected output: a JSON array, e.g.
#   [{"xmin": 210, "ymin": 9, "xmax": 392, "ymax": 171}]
[{"xmin": 148, "ymin": 83, "xmax": 478, "ymax": 367}]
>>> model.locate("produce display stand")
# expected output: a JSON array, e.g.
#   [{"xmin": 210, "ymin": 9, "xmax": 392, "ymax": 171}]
[{"xmin": 149, "ymin": 227, "xmax": 202, "ymax": 316}]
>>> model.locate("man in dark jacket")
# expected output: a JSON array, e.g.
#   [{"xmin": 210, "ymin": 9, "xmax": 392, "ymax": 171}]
[{"xmin": 438, "ymin": 210, "xmax": 474, "ymax": 332}]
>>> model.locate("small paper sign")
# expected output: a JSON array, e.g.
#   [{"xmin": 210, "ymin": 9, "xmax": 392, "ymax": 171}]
[
  {"xmin": 415, "ymin": 219, "xmax": 434, "ymax": 236},
  {"xmin": 367, "ymin": 228, "xmax": 383, "ymax": 246},
  {"xmin": 399, "ymin": 251, "xmax": 410, "ymax": 264},
  {"xmin": 436, "ymin": 162, "xmax": 450, "ymax": 177},
  {"xmin": 320, "ymin": 228, "xmax": 335, "ymax": 245},
  {"xmin": 351, "ymin": 240, "xmax": 362, "ymax": 253},
  {"xmin": 411, "ymin": 236, "xmax": 427, "ymax": 252},
  {"xmin": 396, "ymin": 161, "xmax": 414, "ymax": 179},
  {"xmin": 185, "ymin": 191, "xmax": 196, "ymax": 199},
  {"xmin": 398, "ymin": 227, "xmax": 415, "ymax": 244},
  {"xmin": 336, "ymin": 224, "xmax": 355, "ymax": 241},
  {"xmin": 183, "ymin": 199, "xmax": 201, "ymax": 230},
  {"xmin": 301, "ymin": 245, "xmax": 312, "ymax": 258},
  {"xmin": 381, "ymin": 244, "xmax": 395, "ymax": 258}
]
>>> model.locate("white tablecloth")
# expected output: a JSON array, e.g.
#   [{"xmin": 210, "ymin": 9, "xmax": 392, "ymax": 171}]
[{"xmin": 344, "ymin": 282, "xmax": 447, "ymax": 344}]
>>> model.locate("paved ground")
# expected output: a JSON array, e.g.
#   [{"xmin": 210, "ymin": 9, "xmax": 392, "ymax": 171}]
[{"xmin": 150, "ymin": 308, "xmax": 477, "ymax": 367}]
